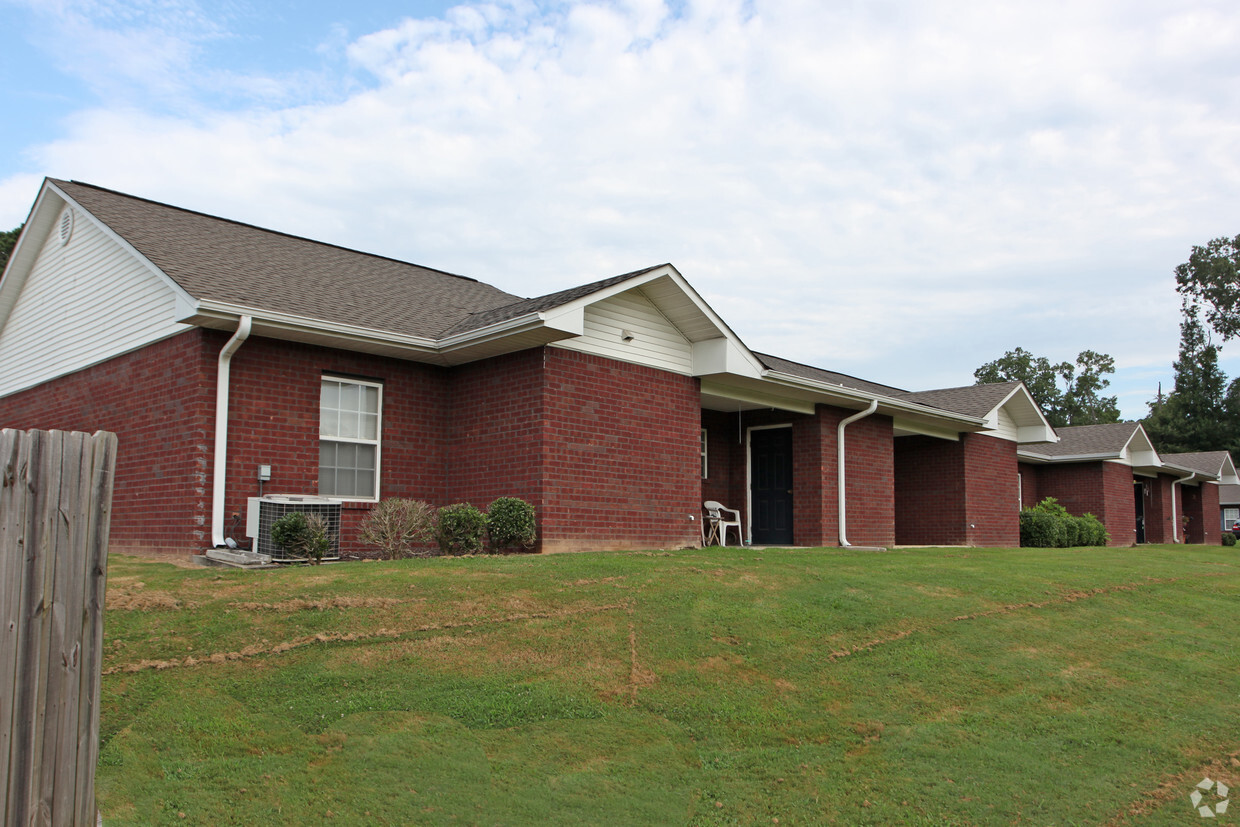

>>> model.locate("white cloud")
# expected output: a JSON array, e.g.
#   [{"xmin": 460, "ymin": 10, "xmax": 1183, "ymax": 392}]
[{"xmin": 5, "ymin": 0, "xmax": 1240, "ymax": 418}]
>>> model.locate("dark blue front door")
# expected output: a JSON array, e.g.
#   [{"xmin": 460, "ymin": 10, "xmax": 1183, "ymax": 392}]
[{"xmin": 751, "ymin": 427, "xmax": 793, "ymax": 545}]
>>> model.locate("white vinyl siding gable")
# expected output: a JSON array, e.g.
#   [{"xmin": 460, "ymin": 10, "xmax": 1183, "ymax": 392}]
[
  {"xmin": 551, "ymin": 288, "xmax": 693, "ymax": 374},
  {"xmin": 0, "ymin": 209, "xmax": 189, "ymax": 397},
  {"xmin": 989, "ymin": 407, "xmax": 1019, "ymax": 441}
]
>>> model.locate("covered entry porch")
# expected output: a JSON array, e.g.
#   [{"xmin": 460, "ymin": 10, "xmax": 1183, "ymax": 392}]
[{"xmin": 696, "ymin": 366, "xmax": 989, "ymax": 548}]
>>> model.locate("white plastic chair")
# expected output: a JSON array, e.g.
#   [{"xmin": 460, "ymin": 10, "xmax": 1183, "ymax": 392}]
[{"xmin": 704, "ymin": 500, "xmax": 744, "ymax": 547}]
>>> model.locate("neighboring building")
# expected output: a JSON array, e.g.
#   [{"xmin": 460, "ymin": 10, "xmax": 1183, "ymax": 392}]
[
  {"xmin": 0, "ymin": 179, "xmax": 1226, "ymax": 556},
  {"xmin": 1017, "ymin": 425, "xmax": 1233, "ymax": 546},
  {"xmin": 1219, "ymin": 484, "xmax": 1240, "ymax": 534}
]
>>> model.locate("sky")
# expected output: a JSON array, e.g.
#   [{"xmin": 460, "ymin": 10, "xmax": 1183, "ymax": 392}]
[{"xmin": 3, "ymin": 0, "xmax": 1239, "ymax": 420}]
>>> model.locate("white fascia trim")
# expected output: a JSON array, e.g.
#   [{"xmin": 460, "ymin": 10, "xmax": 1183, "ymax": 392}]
[
  {"xmin": 0, "ymin": 185, "xmax": 53, "ymax": 332},
  {"xmin": 1018, "ymin": 450, "xmax": 1123, "ymax": 463},
  {"xmin": 761, "ymin": 370, "xmax": 987, "ymax": 430},
  {"xmin": 437, "ymin": 306, "xmax": 584, "ymax": 352},
  {"xmin": 47, "ymin": 181, "xmax": 199, "ymax": 313},
  {"xmin": 1162, "ymin": 465, "xmax": 1215, "ymax": 484},
  {"xmin": 189, "ymin": 299, "xmax": 440, "ymax": 353}
]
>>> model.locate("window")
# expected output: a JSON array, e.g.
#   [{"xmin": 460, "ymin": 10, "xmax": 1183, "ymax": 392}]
[
  {"xmin": 319, "ymin": 376, "xmax": 381, "ymax": 500},
  {"xmin": 701, "ymin": 428, "xmax": 708, "ymax": 479},
  {"xmin": 1225, "ymin": 507, "xmax": 1239, "ymax": 528}
]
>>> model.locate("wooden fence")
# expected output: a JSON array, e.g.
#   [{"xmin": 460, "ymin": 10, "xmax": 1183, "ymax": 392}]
[{"xmin": 2, "ymin": 429, "xmax": 118, "ymax": 827}]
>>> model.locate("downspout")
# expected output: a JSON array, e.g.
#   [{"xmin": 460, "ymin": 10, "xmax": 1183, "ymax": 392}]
[
  {"xmin": 211, "ymin": 316, "xmax": 252, "ymax": 547},
  {"xmin": 838, "ymin": 399, "xmax": 878, "ymax": 548},
  {"xmin": 1172, "ymin": 471, "xmax": 1201, "ymax": 543},
  {"xmin": 1171, "ymin": 479, "xmax": 1178, "ymax": 543}
]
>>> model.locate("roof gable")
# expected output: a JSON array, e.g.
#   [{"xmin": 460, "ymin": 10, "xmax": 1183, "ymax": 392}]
[
  {"xmin": 898, "ymin": 382, "xmax": 1056, "ymax": 444},
  {"xmin": 0, "ymin": 185, "xmax": 191, "ymax": 397}
]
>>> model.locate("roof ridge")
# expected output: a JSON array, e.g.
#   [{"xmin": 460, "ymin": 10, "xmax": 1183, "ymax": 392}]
[{"xmin": 52, "ymin": 178, "xmax": 484, "ymax": 285}]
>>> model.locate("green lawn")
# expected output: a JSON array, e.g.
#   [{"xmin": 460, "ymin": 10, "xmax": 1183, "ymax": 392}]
[{"xmin": 96, "ymin": 545, "xmax": 1240, "ymax": 825}]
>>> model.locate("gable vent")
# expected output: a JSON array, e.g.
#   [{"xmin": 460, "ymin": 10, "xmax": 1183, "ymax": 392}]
[{"xmin": 58, "ymin": 208, "xmax": 74, "ymax": 246}]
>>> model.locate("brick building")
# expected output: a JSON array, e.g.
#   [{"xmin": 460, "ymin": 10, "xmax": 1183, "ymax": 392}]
[
  {"xmin": 0, "ymin": 179, "xmax": 1230, "ymax": 555},
  {"xmin": 1017, "ymin": 425, "xmax": 1236, "ymax": 546}
]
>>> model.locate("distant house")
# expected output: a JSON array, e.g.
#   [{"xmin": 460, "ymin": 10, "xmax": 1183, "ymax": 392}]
[{"xmin": 0, "ymin": 178, "xmax": 1226, "ymax": 555}]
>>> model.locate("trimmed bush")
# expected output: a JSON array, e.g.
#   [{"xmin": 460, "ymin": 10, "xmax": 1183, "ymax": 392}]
[
  {"xmin": 360, "ymin": 498, "xmax": 435, "ymax": 559},
  {"xmin": 1223, "ymin": 532, "xmax": 1237, "ymax": 547},
  {"xmin": 1019, "ymin": 497, "xmax": 1108, "ymax": 548},
  {"xmin": 435, "ymin": 503, "xmax": 487, "ymax": 556},
  {"xmin": 1020, "ymin": 509, "xmax": 1066, "ymax": 548},
  {"xmin": 487, "ymin": 497, "xmax": 537, "ymax": 553},
  {"xmin": 1076, "ymin": 513, "xmax": 1109, "ymax": 547},
  {"xmin": 270, "ymin": 511, "xmax": 332, "ymax": 564}
]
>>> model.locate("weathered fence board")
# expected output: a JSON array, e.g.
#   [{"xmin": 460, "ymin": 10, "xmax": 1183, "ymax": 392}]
[{"xmin": 1, "ymin": 429, "xmax": 117, "ymax": 827}]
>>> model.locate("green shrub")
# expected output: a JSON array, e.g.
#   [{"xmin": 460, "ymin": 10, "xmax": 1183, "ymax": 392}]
[
  {"xmin": 1019, "ymin": 497, "xmax": 1107, "ymax": 548},
  {"xmin": 360, "ymin": 498, "xmax": 435, "ymax": 559},
  {"xmin": 486, "ymin": 497, "xmax": 537, "ymax": 553},
  {"xmin": 1020, "ymin": 509, "xmax": 1066, "ymax": 548},
  {"xmin": 435, "ymin": 503, "xmax": 487, "ymax": 556},
  {"xmin": 1076, "ymin": 513, "xmax": 1110, "ymax": 547},
  {"xmin": 270, "ymin": 511, "xmax": 332, "ymax": 564},
  {"xmin": 1223, "ymin": 532, "xmax": 1237, "ymax": 547}
]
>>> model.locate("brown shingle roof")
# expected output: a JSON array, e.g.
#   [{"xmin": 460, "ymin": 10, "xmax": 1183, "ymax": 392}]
[
  {"xmin": 442, "ymin": 266, "xmax": 667, "ymax": 336},
  {"xmin": 53, "ymin": 179, "xmax": 522, "ymax": 339},
  {"xmin": 1027, "ymin": 422, "xmax": 1141, "ymax": 457},
  {"xmin": 1158, "ymin": 451, "xmax": 1233, "ymax": 476},
  {"xmin": 1219, "ymin": 483, "xmax": 1240, "ymax": 506},
  {"xmin": 754, "ymin": 353, "xmax": 909, "ymax": 397},
  {"xmin": 897, "ymin": 382, "xmax": 1024, "ymax": 418}
]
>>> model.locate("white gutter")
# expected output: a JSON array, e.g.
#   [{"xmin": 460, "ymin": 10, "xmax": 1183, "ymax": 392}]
[
  {"xmin": 762, "ymin": 369, "xmax": 987, "ymax": 429},
  {"xmin": 838, "ymin": 399, "xmax": 878, "ymax": 548},
  {"xmin": 211, "ymin": 315, "xmax": 252, "ymax": 547}
]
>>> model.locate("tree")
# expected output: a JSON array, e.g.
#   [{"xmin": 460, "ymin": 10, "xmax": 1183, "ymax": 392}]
[
  {"xmin": 1143, "ymin": 303, "xmax": 1239, "ymax": 454},
  {"xmin": 0, "ymin": 225, "xmax": 21, "ymax": 273},
  {"xmin": 973, "ymin": 347, "xmax": 1120, "ymax": 428},
  {"xmin": 1174, "ymin": 233, "xmax": 1240, "ymax": 341}
]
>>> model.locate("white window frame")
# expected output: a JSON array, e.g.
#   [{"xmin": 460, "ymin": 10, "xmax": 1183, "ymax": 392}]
[
  {"xmin": 701, "ymin": 428, "xmax": 709, "ymax": 479},
  {"xmin": 319, "ymin": 375, "xmax": 383, "ymax": 501}
]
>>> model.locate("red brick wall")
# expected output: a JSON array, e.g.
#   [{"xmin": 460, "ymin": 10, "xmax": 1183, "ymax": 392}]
[
  {"xmin": 0, "ymin": 330, "xmax": 216, "ymax": 554},
  {"xmin": 701, "ymin": 410, "xmax": 739, "ymax": 531},
  {"xmin": 223, "ymin": 335, "xmax": 449, "ymax": 558},
  {"xmin": 1099, "ymin": 463, "xmax": 1137, "ymax": 547},
  {"xmin": 1200, "ymin": 483, "xmax": 1221, "ymax": 545},
  {"xmin": 962, "ymin": 435, "xmax": 1020, "ymax": 547},
  {"xmin": 792, "ymin": 407, "xmax": 893, "ymax": 548},
  {"xmin": 540, "ymin": 348, "xmax": 701, "ymax": 552},
  {"xmin": 1179, "ymin": 483, "xmax": 1220, "ymax": 544},
  {"xmin": 894, "ymin": 436, "xmax": 966, "ymax": 545},
  {"xmin": 1029, "ymin": 462, "xmax": 1135, "ymax": 546},
  {"xmin": 840, "ymin": 411, "xmax": 895, "ymax": 548},
  {"xmin": 1018, "ymin": 462, "xmax": 1041, "ymax": 508},
  {"xmin": 894, "ymin": 435, "xmax": 1019, "ymax": 547},
  {"xmin": 446, "ymin": 349, "xmax": 544, "ymax": 512}
]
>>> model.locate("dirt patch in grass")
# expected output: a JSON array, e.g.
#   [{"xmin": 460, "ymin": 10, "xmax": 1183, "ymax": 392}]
[
  {"xmin": 106, "ymin": 580, "xmax": 193, "ymax": 611},
  {"xmin": 829, "ymin": 574, "xmax": 1234, "ymax": 662},
  {"xmin": 1105, "ymin": 748, "xmax": 1239, "ymax": 825},
  {"xmin": 232, "ymin": 597, "xmax": 407, "ymax": 612},
  {"xmin": 104, "ymin": 601, "xmax": 632, "ymax": 675}
]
